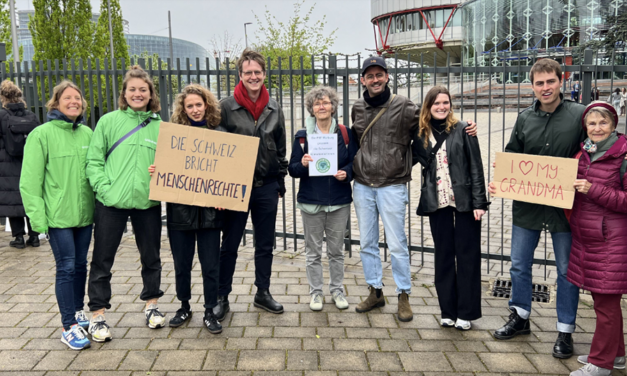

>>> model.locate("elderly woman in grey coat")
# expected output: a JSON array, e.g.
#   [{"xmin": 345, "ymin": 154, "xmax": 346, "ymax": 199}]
[{"xmin": 288, "ymin": 86, "xmax": 358, "ymax": 311}]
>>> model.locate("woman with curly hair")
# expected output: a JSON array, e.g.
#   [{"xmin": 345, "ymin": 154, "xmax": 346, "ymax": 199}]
[
  {"xmin": 0, "ymin": 80, "xmax": 41, "ymax": 249},
  {"xmin": 148, "ymin": 84, "xmax": 224, "ymax": 334}
]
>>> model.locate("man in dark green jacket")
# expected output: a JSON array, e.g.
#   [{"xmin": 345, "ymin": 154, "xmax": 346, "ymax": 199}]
[{"xmin": 489, "ymin": 59, "xmax": 585, "ymax": 359}]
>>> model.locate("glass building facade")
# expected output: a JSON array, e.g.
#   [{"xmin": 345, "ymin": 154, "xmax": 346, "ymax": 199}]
[
  {"xmin": 461, "ymin": 0, "xmax": 626, "ymax": 70},
  {"xmin": 377, "ymin": 8, "xmax": 462, "ymax": 39}
]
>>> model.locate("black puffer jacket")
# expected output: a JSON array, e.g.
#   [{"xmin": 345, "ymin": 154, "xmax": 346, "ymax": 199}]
[
  {"xmin": 166, "ymin": 124, "xmax": 226, "ymax": 231},
  {"xmin": 414, "ymin": 120, "xmax": 489, "ymax": 215},
  {"xmin": 0, "ymin": 103, "xmax": 40, "ymax": 217},
  {"xmin": 219, "ymin": 96, "xmax": 288, "ymax": 192}
]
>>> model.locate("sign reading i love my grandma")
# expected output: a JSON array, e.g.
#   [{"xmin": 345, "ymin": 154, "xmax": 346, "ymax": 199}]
[
  {"xmin": 149, "ymin": 122, "xmax": 259, "ymax": 212},
  {"xmin": 493, "ymin": 152, "xmax": 579, "ymax": 209}
]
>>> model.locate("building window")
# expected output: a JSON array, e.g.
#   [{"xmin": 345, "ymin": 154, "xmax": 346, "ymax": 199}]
[
  {"xmin": 407, "ymin": 12, "xmax": 414, "ymax": 31},
  {"xmin": 435, "ymin": 9, "xmax": 444, "ymax": 28},
  {"xmin": 397, "ymin": 14, "xmax": 406, "ymax": 33}
]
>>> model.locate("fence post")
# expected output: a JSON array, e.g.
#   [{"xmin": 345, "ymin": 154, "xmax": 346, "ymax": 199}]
[
  {"xmin": 328, "ymin": 55, "xmax": 337, "ymax": 90},
  {"xmin": 159, "ymin": 73, "xmax": 169, "ymax": 121},
  {"xmin": 582, "ymin": 49, "xmax": 593, "ymax": 106}
]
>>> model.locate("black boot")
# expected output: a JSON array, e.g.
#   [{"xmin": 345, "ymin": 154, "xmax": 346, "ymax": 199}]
[
  {"xmin": 213, "ymin": 295, "xmax": 230, "ymax": 321},
  {"xmin": 552, "ymin": 332, "xmax": 574, "ymax": 359},
  {"xmin": 203, "ymin": 310, "xmax": 222, "ymax": 334},
  {"xmin": 494, "ymin": 308, "xmax": 531, "ymax": 340},
  {"xmin": 26, "ymin": 235, "xmax": 40, "ymax": 247},
  {"xmin": 9, "ymin": 235, "xmax": 25, "ymax": 249},
  {"xmin": 254, "ymin": 288, "xmax": 284, "ymax": 314}
]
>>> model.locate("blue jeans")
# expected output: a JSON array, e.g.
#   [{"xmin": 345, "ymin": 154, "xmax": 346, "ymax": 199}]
[
  {"xmin": 48, "ymin": 225, "xmax": 93, "ymax": 330},
  {"xmin": 353, "ymin": 182, "xmax": 411, "ymax": 294},
  {"xmin": 509, "ymin": 225, "xmax": 579, "ymax": 333}
]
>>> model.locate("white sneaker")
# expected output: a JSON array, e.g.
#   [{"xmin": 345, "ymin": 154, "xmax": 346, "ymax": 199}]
[
  {"xmin": 455, "ymin": 318, "xmax": 472, "ymax": 330},
  {"xmin": 440, "ymin": 318, "xmax": 455, "ymax": 327},
  {"xmin": 570, "ymin": 363, "xmax": 612, "ymax": 376},
  {"xmin": 145, "ymin": 303, "xmax": 166, "ymax": 329},
  {"xmin": 578, "ymin": 355, "xmax": 626, "ymax": 370},
  {"xmin": 309, "ymin": 294, "xmax": 323, "ymax": 311},
  {"xmin": 88, "ymin": 315, "xmax": 112, "ymax": 342},
  {"xmin": 332, "ymin": 291, "xmax": 349, "ymax": 310}
]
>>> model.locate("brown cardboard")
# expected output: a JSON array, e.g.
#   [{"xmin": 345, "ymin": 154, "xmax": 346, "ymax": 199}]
[
  {"xmin": 149, "ymin": 122, "xmax": 259, "ymax": 212},
  {"xmin": 493, "ymin": 152, "xmax": 579, "ymax": 209}
]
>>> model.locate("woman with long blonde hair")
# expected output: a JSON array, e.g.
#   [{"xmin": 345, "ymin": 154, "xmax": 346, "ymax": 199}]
[
  {"xmin": 413, "ymin": 86, "xmax": 489, "ymax": 331},
  {"xmin": 148, "ymin": 84, "xmax": 224, "ymax": 334}
]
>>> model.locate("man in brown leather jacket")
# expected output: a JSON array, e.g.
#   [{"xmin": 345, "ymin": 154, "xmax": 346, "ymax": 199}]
[{"xmin": 351, "ymin": 57, "xmax": 419, "ymax": 322}]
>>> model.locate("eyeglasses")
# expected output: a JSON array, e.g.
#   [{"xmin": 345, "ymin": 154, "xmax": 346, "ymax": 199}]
[
  {"xmin": 242, "ymin": 70, "xmax": 264, "ymax": 77},
  {"xmin": 364, "ymin": 72, "xmax": 386, "ymax": 81},
  {"xmin": 313, "ymin": 101, "xmax": 332, "ymax": 108}
]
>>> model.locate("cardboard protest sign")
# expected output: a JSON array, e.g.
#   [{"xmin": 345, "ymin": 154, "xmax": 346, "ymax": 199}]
[
  {"xmin": 493, "ymin": 152, "xmax": 578, "ymax": 209},
  {"xmin": 149, "ymin": 122, "xmax": 259, "ymax": 212}
]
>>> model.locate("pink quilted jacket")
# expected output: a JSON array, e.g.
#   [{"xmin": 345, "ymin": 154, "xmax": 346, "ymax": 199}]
[{"xmin": 567, "ymin": 136, "xmax": 627, "ymax": 294}]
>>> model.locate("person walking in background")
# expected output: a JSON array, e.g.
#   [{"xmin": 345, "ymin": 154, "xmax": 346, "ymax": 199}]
[
  {"xmin": 488, "ymin": 59, "xmax": 585, "ymax": 359},
  {"xmin": 608, "ymin": 88, "xmax": 622, "ymax": 115},
  {"xmin": 567, "ymin": 102, "xmax": 627, "ymax": 376},
  {"xmin": 573, "ymin": 81, "xmax": 581, "ymax": 103},
  {"xmin": 413, "ymin": 86, "xmax": 489, "ymax": 331},
  {"xmin": 20, "ymin": 80, "xmax": 94, "ymax": 350},
  {"xmin": 214, "ymin": 49, "xmax": 288, "ymax": 320},
  {"xmin": 148, "ymin": 84, "xmax": 224, "ymax": 334},
  {"xmin": 0, "ymin": 80, "xmax": 41, "ymax": 249},
  {"xmin": 591, "ymin": 86, "xmax": 599, "ymax": 102},
  {"xmin": 86, "ymin": 66, "xmax": 165, "ymax": 342},
  {"xmin": 288, "ymin": 85, "xmax": 357, "ymax": 311},
  {"xmin": 619, "ymin": 88, "xmax": 626, "ymax": 117}
]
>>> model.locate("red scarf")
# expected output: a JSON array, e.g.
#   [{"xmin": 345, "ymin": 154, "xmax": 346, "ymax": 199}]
[{"xmin": 233, "ymin": 81, "xmax": 269, "ymax": 121}]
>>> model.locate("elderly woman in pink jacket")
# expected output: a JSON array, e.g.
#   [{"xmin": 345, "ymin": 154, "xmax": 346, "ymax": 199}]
[{"xmin": 567, "ymin": 101, "xmax": 627, "ymax": 376}]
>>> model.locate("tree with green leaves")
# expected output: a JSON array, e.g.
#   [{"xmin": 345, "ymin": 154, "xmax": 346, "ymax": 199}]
[
  {"xmin": 29, "ymin": 0, "xmax": 95, "ymax": 61},
  {"xmin": 92, "ymin": 0, "xmax": 129, "ymax": 66},
  {"xmin": 253, "ymin": 0, "xmax": 337, "ymax": 90},
  {"xmin": 0, "ymin": 0, "xmax": 23, "ymax": 66}
]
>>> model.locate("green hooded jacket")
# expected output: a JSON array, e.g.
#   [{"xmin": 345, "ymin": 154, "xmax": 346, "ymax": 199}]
[
  {"xmin": 20, "ymin": 114, "xmax": 94, "ymax": 233},
  {"xmin": 86, "ymin": 108, "xmax": 161, "ymax": 210}
]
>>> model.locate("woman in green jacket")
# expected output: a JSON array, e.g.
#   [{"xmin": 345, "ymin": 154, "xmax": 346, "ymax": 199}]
[
  {"xmin": 86, "ymin": 65, "xmax": 164, "ymax": 342},
  {"xmin": 20, "ymin": 80, "xmax": 94, "ymax": 350}
]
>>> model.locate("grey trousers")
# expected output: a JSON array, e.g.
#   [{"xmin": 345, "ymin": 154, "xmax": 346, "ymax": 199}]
[{"xmin": 301, "ymin": 206, "xmax": 349, "ymax": 295}]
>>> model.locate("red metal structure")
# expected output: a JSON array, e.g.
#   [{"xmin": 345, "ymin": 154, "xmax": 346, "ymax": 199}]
[{"xmin": 372, "ymin": 5, "xmax": 458, "ymax": 55}]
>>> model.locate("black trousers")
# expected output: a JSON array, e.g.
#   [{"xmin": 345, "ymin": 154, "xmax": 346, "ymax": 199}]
[
  {"xmin": 88, "ymin": 201, "xmax": 164, "ymax": 311},
  {"xmin": 429, "ymin": 206, "xmax": 482, "ymax": 321},
  {"xmin": 8, "ymin": 216, "xmax": 39, "ymax": 238},
  {"xmin": 218, "ymin": 181, "xmax": 279, "ymax": 296},
  {"xmin": 169, "ymin": 228, "xmax": 221, "ymax": 310}
]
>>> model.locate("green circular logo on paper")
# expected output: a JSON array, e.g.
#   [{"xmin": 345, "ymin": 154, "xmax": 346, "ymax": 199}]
[{"xmin": 316, "ymin": 158, "xmax": 331, "ymax": 173}]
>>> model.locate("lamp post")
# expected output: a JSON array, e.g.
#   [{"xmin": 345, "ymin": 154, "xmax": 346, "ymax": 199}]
[
  {"xmin": 9, "ymin": 0, "xmax": 18, "ymax": 68},
  {"xmin": 244, "ymin": 22, "xmax": 252, "ymax": 48}
]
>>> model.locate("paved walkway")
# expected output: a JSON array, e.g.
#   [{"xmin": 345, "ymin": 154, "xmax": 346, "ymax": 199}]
[{"xmin": 0, "ymin": 226, "xmax": 625, "ymax": 376}]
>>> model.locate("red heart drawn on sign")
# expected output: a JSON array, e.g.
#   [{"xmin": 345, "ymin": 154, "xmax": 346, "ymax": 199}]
[{"xmin": 519, "ymin": 161, "xmax": 533, "ymax": 175}]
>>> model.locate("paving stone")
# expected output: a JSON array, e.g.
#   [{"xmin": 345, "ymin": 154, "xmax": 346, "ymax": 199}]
[
  {"xmin": 334, "ymin": 338, "xmax": 379, "ymax": 351},
  {"xmin": 300, "ymin": 312, "xmax": 328, "ymax": 327},
  {"xmin": 479, "ymin": 353, "xmax": 538, "ymax": 373},
  {"xmin": 68, "ymin": 350, "xmax": 127, "ymax": 371},
  {"xmin": 286, "ymin": 350, "xmax": 318, "ymax": 370},
  {"xmin": 152, "ymin": 350, "xmax": 206, "ymax": 371},
  {"xmin": 409, "ymin": 339, "xmax": 456, "ymax": 352},
  {"xmin": 33, "ymin": 351, "xmax": 77, "ymax": 371},
  {"xmin": 258, "ymin": 312, "xmax": 299, "ymax": 327},
  {"xmin": 379, "ymin": 339, "xmax": 410, "ymax": 351},
  {"xmin": 180, "ymin": 338, "xmax": 226, "ymax": 350},
  {"xmin": 398, "ymin": 351, "xmax": 453, "ymax": 372},
  {"xmin": 148, "ymin": 339, "xmax": 181, "ymax": 350},
  {"xmin": 319, "ymin": 350, "xmax": 368, "ymax": 371},
  {"xmin": 389, "ymin": 328, "xmax": 420, "ymax": 339},
  {"xmin": 445, "ymin": 352, "xmax": 488, "ymax": 372},
  {"xmin": 257, "ymin": 338, "xmax": 301, "ymax": 350},
  {"xmin": 203, "ymin": 350, "xmax": 238, "ymax": 370},
  {"xmin": 226, "ymin": 337, "xmax": 257, "ymax": 350},
  {"xmin": 230, "ymin": 313, "xmax": 258, "ymax": 327},
  {"xmin": 118, "ymin": 350, "xmax": 157, "ymax": 371},
  {"xmin": 316, "ymin": 327, "xmax": 346, "ymax": 338},
  {"xmin": 366, "ymin": 352, "xmax": 403, "ymax": 371},
  {"xmin": 0, "ymin": 338, "xmax": 29, "ymax": 350},
  {"xmin": 484, "ymin": 340, "xmax": 537, "ymax": 353},
  {"xmin": 453, "ymin": 340, "xmax": 489, "ymax": 352},
  {"xmin": 242, "ymin": 326, "xmax": 272, "ymax": 338},
  {"xmin": 328, "ymin": 313, "xmax": 369, "ymax": 327},
  {"xmin": 100, "ymin": 339, "xmax": 150, "ymax": 350},
  {"xmin": 525, "ymin": 353, "xmax": 571, "ymax": 374},
  {"xmin": 274, "ymin": 327, "xmax": 315, "ymax": 338},
  {"xmin": 303, "ymin": 338, "xmax": 333, "ymax": 350},
  {"xmin": 345, "ymin": 328, "xmax": 388, "ymax": 338},
  {"xmin": 237, "ymin": 350, "xmax": 285, "ymax": 371}
]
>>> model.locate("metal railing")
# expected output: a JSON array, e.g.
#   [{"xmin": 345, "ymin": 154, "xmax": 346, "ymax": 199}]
[{"xmin": 2, "ymin": 49, "xmax": 627, "ymax": 275}]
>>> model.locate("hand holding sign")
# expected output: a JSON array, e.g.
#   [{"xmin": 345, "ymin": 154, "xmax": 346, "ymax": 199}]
[{"xmin": 492, "ymin": 152, "xmax": 578, "ymax": 209}]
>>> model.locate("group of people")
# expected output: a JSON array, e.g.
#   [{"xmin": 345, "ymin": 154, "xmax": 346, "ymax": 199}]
[{"xmin": 0, "ymin": 50, "xmax": 624, "ymax": 376}]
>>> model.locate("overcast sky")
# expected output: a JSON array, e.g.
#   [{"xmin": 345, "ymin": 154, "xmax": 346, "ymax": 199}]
[{"xmin": 15, "ymin": 0, "xmax": 375, "ymax": 57}]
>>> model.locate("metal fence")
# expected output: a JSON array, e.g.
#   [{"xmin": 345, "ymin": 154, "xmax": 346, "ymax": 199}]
[{"xmin": 2, "ymin": 49, "xmax": 627, "ymax": 274}]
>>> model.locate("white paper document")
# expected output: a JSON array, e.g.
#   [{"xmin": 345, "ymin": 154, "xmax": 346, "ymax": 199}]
[{"xmin": 307, "ymin": 134, "xmax": 338, "ymax": 176}]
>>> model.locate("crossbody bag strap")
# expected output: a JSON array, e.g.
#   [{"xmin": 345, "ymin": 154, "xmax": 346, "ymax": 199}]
[
  {"xmin": 359, "ymin": 94, "xmax": 396, "ymax": 146},
  {"xmin": 105, "ymin": 116, "xmax": 152, "ymax": 161},
  {"xmin": 422, "ymin": 136, "xmax": 446, "ymax": 176}
]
